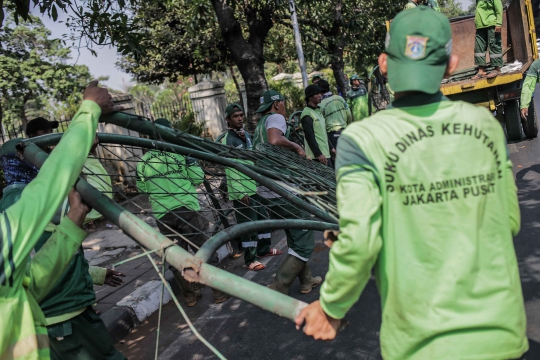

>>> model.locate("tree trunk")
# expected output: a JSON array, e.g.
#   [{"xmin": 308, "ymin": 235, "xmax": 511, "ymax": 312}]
[
  {"xmin": 210, "ymin": 0, "xmax": 273, "ymax": 132},
  {"xmin": 329, "ymin": 42, "xmax": 349, "ymax": 99}
]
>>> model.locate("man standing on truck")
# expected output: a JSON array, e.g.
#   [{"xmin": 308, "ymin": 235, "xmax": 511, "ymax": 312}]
[
  {"xmin": 520, "ymin": 58, "xmax": 540, "ymax": 119},
  {"xmin": 296, "ymin": 7, "xmax": 528, "ymax": 360},
  {"xmin": 473, "ymin": 0, "xmax": 504, "ymax": 79}
]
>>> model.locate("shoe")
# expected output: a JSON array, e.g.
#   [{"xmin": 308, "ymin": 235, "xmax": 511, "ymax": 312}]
[
  {"xmin": 267, "ymin": 255, "xmax": 305, "ymax": 295},
  {"xmin": 173, "ymin": 271, "xmax": 202, "ymax": 307},
  {"xmin": 298, "ymin": 263, "xmax": 322, "ymax": 294},
  {"xmin": 212, "ymin": 289, "xmax": 231, "ymax": 304}
]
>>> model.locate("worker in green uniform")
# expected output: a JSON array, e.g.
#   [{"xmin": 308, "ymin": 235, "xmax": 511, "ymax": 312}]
[
  {"xmin": 347, "ymin": 75, "xmax": 369, "ymax": 122},
  {"xmin": 252, "ymin": 90, "xmax": 321, "ymax": 295},
  {"xmin": 318, "ymin": 80, "xmax": 352, "ymax": 153},
  {"xmin": 473, "ymin": 0, "xmax": 503, "ymax": 79},
  {"xmin": 403, "ymin": 0, "xmax": 419, "ymax": 10},
  {"xmin": 296, "ymin": 8, "xmax": 528, "ymax": 360},
  {"xmin": 520, "ymin": 58, "xmax": 540, "ymax": 119},
  {"xmin": 0, "ymin": 123, "xmax": 126, "ymax": 360},
  {"xmin": 312, "ymin": 74, "xmax": 322, "ymax": 84},
  {"xmin": 300, "ymin": 84, "xmax": 331, "ymax": 167},
  {"xmin": 425, "ymin": 0, "xmax": 440, "ymax": 11},
  {"xmin": 136, "ymin": 118, "xmax": 229, "ymax": 307},
  {"xmin": 216, "ymin": 103, "xmax": 282, "ymax": 271},
  {"xmin": 0, "ymin": 81, "xmax": 116, "ymax": 360}
]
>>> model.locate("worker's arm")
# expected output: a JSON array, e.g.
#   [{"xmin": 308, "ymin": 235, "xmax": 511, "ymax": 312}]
[
  {"xmin": 186, "ymin": 157, "xmax": 205, "ymax": 186},
  {"xmin": 88, "ymin": 266, "xmax": 107, "ymax": 285},
  {"xmin": 267, "ymin": 128, "xmax": 306, "ymax": 157},
  {"xmin": 345, "ymin": 102, "xmax": 353, "ymax": 125},
  {"xmin": 136, "ymin": 162, "xmax": 148, "ymax": 194},
  {"xmin": 300, "ymin": 115, "xmax": 323, "ymax": 158},
  {"xmin": 495, "ymin": 0, "xmax": 503, "ymax": 26},
  {"xmin": 520, "ymin": 76, "xmax": 536, "ymax": 110},
  {"xmin": 26, "ymin": 189, "xmax": 90, "ymax": 302}
]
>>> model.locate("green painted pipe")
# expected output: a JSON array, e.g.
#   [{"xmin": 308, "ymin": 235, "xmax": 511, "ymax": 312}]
[
  {"xmin": 21, "ymin": 141, "xmax": 308, "ymax": 321},
  {"xmin": 196, "ymin": 220, "xmax": 339, "ymax": 263},
  {"xmin": 25, "ymin": 133, "xmax": 337, "ymax": 224}
]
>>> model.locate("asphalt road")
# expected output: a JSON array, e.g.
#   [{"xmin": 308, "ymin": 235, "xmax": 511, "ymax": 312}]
[{"xmin": 117, "ymin": 93, "xmax": 540, "ymax": 360}]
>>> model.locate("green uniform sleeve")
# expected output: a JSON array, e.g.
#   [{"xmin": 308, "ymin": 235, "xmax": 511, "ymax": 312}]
[
  {"xmin": 186, "ymin": 162, "xmax": 205, "ymax": 186},
  {"xmin": 136, "ymin": 162, "xmax": 148, "ymax": 193},
  {"xmin": 2, "ymin": 100, "xmax": 100, "ymax": 287},
  {"xmin": 505, "ymin": 158, "xmax": 520, "ymax": 236},
  {"xmin": 25, "ymin": 217, "xmax": 88, "ymax": 302},
  {"xmin": 88, "ymin": 266, "xmax": 107, "ymax": 286},
  {"xmin": 319, "ymin": 165, "xmax": 383, "ymax": 319},
  {"xmin": 520, "ymin": 76, "xmax": 536, "ymax": 110},
  {"xmin": 495, "ymin": 0, "xmax": 503, "ymax": 26}
]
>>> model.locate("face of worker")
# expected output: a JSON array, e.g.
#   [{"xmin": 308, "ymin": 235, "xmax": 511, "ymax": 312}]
[
  {"xmin": 227, "ymin": 111, "xmax": 244, "ymax": 129},
  {"xmin": 29, "ymin": 128, "xmax": 52, "ymax": 138},
  {"xmin": 313, "ymin": 78, "xmax": 320, "ymax": 84},
  {"xmin": 352, "ymin": 79, "xmax": 360, "ymax": 88},
  {"xmin": 310, "ymin": 93, "xmax": 322, "ymax": 105},
  {"xmin": 273, "ymin": 100, "xmax": 286, "ymax": 116}
]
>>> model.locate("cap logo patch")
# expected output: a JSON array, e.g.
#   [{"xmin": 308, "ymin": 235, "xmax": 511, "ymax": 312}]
[
  {"xmin": 405, "ymin": 36, "xmax": 429, "ymax": 60},
  {"xmin": 260, "ymin": 96, "xmax": 264, "ymax": 104},
  {"xmin": 271, "ymin": 95, "xmax": 281, "ymax": 101}
]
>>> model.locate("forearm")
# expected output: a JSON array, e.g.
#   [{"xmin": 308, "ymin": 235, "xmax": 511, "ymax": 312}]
[
  {"xmin": 27, "ymin": 217, "xmax": 88, "ymax": 301},
  {"xmin": 270, "ymin": 135, "xmax": 302, "ymax": 153},
  {"xmin": 320, "ymin": 167, "xmax": 382, "ymax": 319},
  {"xmin": 5, "ymin": 101, "xmax": 100, "ymax": 269},
  {"xmin": 520, "ymin": 76, "xmax": 536, "ymax": 109},
  {"xmin": 301, "ymin": 117, "xmax": 323, "ymax": 157}
]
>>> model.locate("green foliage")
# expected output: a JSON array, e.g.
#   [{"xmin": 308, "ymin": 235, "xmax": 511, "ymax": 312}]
[
  {"xmin": 172, "ymin": 111, "xmax": 204, "ymax": 137},
  {"xmin": 268, "ymin": 80, "xmax": 305, "ymax": 113},
  {"xmin": 0, "ymin": 12, "xmax": 94, "ymax": 125},
  {"xmin": 439, "ymin": 0, "xmax": 466, "ymax": 18}
]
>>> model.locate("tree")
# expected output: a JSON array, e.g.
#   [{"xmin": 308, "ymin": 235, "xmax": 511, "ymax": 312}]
[
  {"xmin": 439, "ymin": 0, "xmax": 466, "ymax": 18},
  {"xmin": 0, "ymin": 12, "xmax": 94, "ymax": 125}
]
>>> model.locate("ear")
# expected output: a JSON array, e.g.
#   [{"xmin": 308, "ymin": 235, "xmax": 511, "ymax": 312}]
[
  {"xmin": 444, "ymin": 54, "xmax": 460, "ymax": 78},
  {"xmin": 378, "ymin": 53, "xmax": 388, "ymax": 77}
]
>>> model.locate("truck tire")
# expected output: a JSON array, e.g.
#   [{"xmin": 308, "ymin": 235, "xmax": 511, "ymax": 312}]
[
  {"xmin": 505, "ymin": 99, "xmax": 522, "ymax": 141},
  {"xmin": 523, "ymin": 100, "xmax": 539, "ymax": 139}
]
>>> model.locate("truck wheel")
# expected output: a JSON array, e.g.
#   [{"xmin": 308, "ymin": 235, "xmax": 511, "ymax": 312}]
[
  {"xmin": 505, "ymin": 99, "xmax": 522, "ymax": 141},
  {"xmin": 523, "ymin": 100, "xmax": 539, "ymax": 139}
]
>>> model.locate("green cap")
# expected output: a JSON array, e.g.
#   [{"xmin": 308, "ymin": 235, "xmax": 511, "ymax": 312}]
[
  {"xmin": 256, "ymin": 90, "xmax": 284, "ymax": 113},
  {"xmin": 385, "ymin": 6, "xmax": 452, "ymax": 94},
  {"xmin": 226, "ymin": 103, "xmax": 244, "ymax": 118},
  {"xmin": 155, "ymin": 118, "xmax": 171, "ymax": 128},
  {"xmin": 312, "ymin": 73, "xmax": 322, "ymax": 81}
]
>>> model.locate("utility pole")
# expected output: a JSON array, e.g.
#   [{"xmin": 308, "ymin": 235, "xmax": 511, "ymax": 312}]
[{"xmin": 289, "ymin": 0, "xmax": 308, "ymax": 88}]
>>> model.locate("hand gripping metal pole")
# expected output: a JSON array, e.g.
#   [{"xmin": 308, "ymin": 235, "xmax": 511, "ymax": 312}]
[{"xmin": 20, "ymin": 141, "xmax": 308, "ymax": 321}]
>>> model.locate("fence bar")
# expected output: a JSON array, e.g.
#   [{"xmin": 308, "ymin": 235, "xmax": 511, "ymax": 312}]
[
  {"xmin": 196, "ymin": 220, "xmax": 338, "ymax": 263},
  {"xmin": 20, "ymin": 140, "xmax": 308, "ymax": 321}
]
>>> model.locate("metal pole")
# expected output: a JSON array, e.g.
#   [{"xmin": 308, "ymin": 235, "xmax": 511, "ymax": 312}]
[
  {"xmin": 196, "ymin": 220, "xmax": 339, "ymax": 263},
  {"xmin": 20, "ymin": 141, "xmax": 308, "ymax": 322},
  {"xmin": 289, "ymin": 0, "xmax": 309, "ymax": 88}
]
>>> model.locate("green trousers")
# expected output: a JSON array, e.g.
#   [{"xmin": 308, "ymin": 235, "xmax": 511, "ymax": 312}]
[
  {"xmin": 262, "ymin": 197, "xmax": 315, "ymax": 261},
  {"xmin": 233, "ymin": 194, "xmax": 272, "ymax": 265},
  {"xmin": 475, "ymin": 26, "xmax": 503, "ymax": 67},
  {"xmin": 47, "ymin": 307, "xmax": 126, "ymax": 360}
]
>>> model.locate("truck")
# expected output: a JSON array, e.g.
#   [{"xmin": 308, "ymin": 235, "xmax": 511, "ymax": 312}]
[{"xmin": 378, "ymin": 0, "xmax": 538, "ymax": 140}]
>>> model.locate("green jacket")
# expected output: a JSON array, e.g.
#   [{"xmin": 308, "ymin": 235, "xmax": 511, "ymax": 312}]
[
  {"xmin": 300, "ymin": 106, "xmax": 331, "ymax": 158},
  {"xmin": 323, "ymin": 92, "xmax": 526, "ymax": 359},
  {"xmin": 426, "ymin": 0, "xmax": 440, "ymax": 11},
  {"xmin": 347, "ymin": 86, "xmax": 369, "ymax": 122},
  {"xmin": 0, "ymin": 100, "xmax": 100, "ymax": 360},
  {"xmin": 520, "ymin": 59, "xmax": 540, "ymax": 109},
  {"xmin": 320, "ymin": 94, "xmax": 352, "ymax": 132},
  {"xmin": 252, "ymin": 112, "xmax": 290, "ymax": 147},
  {"xmin": 475, "ymin": 0, "xmax": 503, "ymax": 29},
  {"xmin": 136, "ymin": 150, "xmax": 204, "ymax": 218},
  {"xmin": 216, "ymin": 130, "xmax": 257, "ymax": 201}
]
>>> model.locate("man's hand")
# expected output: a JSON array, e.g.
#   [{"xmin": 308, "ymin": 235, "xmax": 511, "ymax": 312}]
[
  {"xmin": 295, "ymin": 300, "xmax": 341, "ymax": 340},
  {"xmin": 317, "ymin": 154, "xmax": 328, "ymax": 165},
  {"xmin": 105, "ymin": 269, "xmax": 126, "ymax": 287},
  {"xmin": 83, "ymin": 80, "xmax": 115, "ymax": 114},
  {"xmin": 240, "ymin": 195, "xmax": 250, "ymax": 206},
  {"xmin": 66, "ymin": 188, "xmax": 91, "ymax": 227},
  {"xmin": 521, "ymin": 108, "xmax": 529, "ymax": 119},
  {"xmin": 296, "ymin": 146, "xmax": 307, "ymax": 157},
  {"xmin": 495, "ymin": 26, "xmax": 502, "ymax": 33}
]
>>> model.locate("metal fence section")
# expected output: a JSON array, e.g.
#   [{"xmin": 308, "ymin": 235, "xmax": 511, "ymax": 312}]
[{"xmin": 0, "ymin": 118, "xmax": 71, "ymax": 144}]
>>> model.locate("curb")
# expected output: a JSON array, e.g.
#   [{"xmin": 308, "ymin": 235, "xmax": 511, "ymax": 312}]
[{"xmin": 102, "ymin": 272, "xmax": 176, "ymax": 343}]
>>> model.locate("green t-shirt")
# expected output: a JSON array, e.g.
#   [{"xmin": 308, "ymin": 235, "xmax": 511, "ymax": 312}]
[
  {"xmin": 217, "ymin": 130, "xmax": 257, "ymax": 201},
  {"xmin": 136, "ymin": 150, "xmax": 204, "ymax": 218},
  {"xmin": 347, "ymin": 86, "xmax": 369, "ymax": 122},
  {"xmin": 322, "ymin": 92, "xmax": 527, "ymax": 359},
  {"xmin": 475, "ymin": 0, "xmax": 503, "ymax": 29},
  {"xmin": 320, "ymin": 94, "xmax": 352, "ymax": 132},
  {"xmin": 300, "ymin": 106, "xmax": 331, "ymax": 158}
]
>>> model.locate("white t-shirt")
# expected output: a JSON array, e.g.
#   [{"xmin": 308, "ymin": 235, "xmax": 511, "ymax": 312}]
[{"xmin": 265, "ymin": 114, "xmax": 287, "ymax": 135}]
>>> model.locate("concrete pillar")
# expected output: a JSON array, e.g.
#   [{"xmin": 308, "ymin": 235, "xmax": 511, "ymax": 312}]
[
  {"xmin": 97, "ymin": 94, "xmax": 143, "ymax": 188},
  {"xmin": 188, "ymin": 80, "xmax": 227, "ymax": 139}
]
